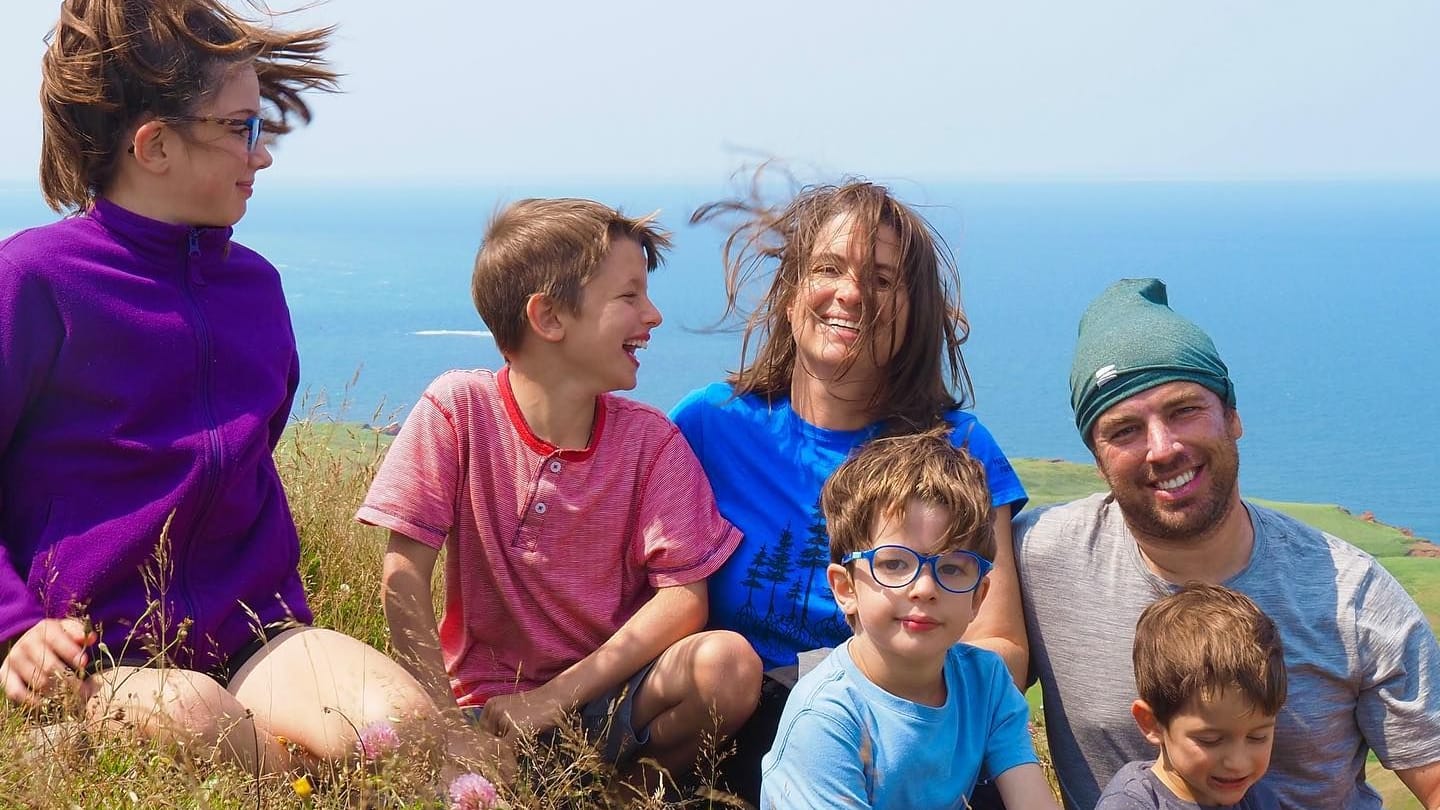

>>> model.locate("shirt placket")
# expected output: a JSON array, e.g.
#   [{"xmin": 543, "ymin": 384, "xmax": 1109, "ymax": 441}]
[{"xmin": 513, "ymin": 453, "xmax": 567, "ymax": 550}]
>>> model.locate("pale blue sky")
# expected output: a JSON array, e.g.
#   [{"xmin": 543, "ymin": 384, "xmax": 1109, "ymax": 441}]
[{"xmin": 3, "ymin": 1, "xmax": 1438, "ymax": 184}]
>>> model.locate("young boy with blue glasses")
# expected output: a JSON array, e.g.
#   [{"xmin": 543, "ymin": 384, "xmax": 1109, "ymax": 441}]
[
  {"xmin": 761, "ymin": 429, "xmax": 1059, "ymax": 808},
  {"xmin": 358, "ymin": 198, "xmax": 760, "ymax": 780}
]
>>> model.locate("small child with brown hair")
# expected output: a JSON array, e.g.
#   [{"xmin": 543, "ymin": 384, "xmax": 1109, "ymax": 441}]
[
  {"xmin": 1097, "ymin": 582, "xmax": 1287, "ymax": 809},
  {"xmin": 760, "ymin": 428, "xmax": 1057, "ymax": 809}
]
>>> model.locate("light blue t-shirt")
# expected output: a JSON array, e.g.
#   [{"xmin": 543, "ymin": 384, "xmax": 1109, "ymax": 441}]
[
  {"xmin": 671, "ymin": 383, "xmax": 1027, "ymax": 669},
  {"xmin": 761, "ymin": 641, "xmax": 1038, "ymax": 809}
]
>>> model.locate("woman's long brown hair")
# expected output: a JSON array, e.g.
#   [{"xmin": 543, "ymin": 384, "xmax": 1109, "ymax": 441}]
[{"xmin": 692, "ymin": 170, "xmax": 973, "ymax": 430}]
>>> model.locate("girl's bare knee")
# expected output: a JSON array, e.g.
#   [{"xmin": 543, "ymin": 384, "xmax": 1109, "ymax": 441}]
[
  {"xmin": 86, "ymin": 669, "xmax": 244, "ymax": 748},
  {"xmin": 307, "ymin": 664, "xmax": 445, "ymax": 762}
]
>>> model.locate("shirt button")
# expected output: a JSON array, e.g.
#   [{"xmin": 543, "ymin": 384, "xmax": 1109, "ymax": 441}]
[
  {"xmin": 534, "ymin": 502, "xmax": 547, "ymax": 514},
  {"xmin": 549, "ymin": 460, "xmax": 562, "ymax": 473}
]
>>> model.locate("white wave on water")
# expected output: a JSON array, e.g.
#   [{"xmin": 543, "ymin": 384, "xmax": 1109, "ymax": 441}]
[{"xmin": 413, "ymin": 329, "xmax": 493, "ymax": 338}]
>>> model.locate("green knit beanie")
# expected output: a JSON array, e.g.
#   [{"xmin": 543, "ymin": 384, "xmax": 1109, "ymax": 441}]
[{"xmin": 1070, "ymin": 278, "xmax": 1235, "ymax": 447}]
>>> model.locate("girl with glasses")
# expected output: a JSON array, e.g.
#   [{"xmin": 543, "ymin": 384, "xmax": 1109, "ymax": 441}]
[
  {"xmin": 670, "ymin": 174, "xmax": 1031, "ymax": 805},
  {"xmin": 0, "ymin": 0, "xmax": 440, "ymax": 780}
]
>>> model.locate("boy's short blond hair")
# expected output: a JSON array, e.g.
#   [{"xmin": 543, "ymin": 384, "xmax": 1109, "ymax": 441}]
[
  {"xmin": 471, "ymin": 198, "xmax": 672, "ymax": 356},
  {"xmin": 821, "ymin": 427, "xmax": 993, "ymax": 565},
  {"xmin": 1134, "ymin": 582, "xmax": 1287, "ymax": 725}
]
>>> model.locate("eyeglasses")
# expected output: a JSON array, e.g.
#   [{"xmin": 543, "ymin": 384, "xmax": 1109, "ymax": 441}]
[
  {"xmin": 168, "ymin": 115, "xmax": 266, "ymax": 152},
  {"xmin": 841, "ymin": 545, "xmax": 992, "ymax": 594}
]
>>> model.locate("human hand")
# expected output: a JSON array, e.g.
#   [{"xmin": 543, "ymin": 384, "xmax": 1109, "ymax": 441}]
[
  {"xmin": 0, "ymin": 617, "xmax": 96, "ymax": 708},
  {"xmin": 476, "ymin": 687, "xmax": 570, "ymax": 739},
  {"xmin": 445, "ymin": 724, "xmax": 516, "ymax": 785}
]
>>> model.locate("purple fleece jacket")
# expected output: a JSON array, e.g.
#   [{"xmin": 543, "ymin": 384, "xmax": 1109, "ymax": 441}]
[{"xmin": 0, "ymin": 197, "xmax": 312, "ymax": 673}]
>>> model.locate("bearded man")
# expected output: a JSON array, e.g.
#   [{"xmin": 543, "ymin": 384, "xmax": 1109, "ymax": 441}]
[{"xmin": 1010, "ymin": 278, "xmax": 1440, "ymax": 810}]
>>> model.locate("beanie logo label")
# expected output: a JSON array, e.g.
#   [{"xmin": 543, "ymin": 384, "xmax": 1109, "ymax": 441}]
[{"xmin": 1095, "ymin": 364, "xmax": 1119, "ymax": 387}]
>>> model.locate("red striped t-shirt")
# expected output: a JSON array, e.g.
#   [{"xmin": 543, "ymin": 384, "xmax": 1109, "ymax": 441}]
[{"xmin": 357, "ymin": 367, "xmax": 740, "ymax": 706}]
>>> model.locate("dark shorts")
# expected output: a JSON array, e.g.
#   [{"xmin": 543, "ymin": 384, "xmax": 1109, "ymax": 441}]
[
  {"xmin": 83, "ymin": 621, "xmax": 303, "ymax": 688},
  {"xmin": 465, "ymin": 658, "xmax": 657, "ymax": 766},
  {"xmin": 716, "ymin": 666, "xmax": 794, "ymax": 806}
]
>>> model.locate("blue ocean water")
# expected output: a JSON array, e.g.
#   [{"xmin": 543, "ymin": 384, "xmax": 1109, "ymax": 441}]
[{"xmin": 2, "ymin": 181, "xmax": 1437, "ymax": 542}]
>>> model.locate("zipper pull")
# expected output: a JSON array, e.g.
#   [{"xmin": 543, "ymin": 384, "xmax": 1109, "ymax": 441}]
[{"xmin": 187, "ymin": 227, "xmax": 208, "ymax": 285}]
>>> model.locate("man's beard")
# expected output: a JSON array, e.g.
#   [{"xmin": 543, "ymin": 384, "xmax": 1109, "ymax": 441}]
[{"xmin": 1106, "ymin": 438, "xmax": 1241, "ymax": 542}]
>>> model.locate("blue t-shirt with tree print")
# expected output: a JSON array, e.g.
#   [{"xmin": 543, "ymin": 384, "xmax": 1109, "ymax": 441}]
[{"xmin": 671, "ymin": 383, "xmax": 1027, "ymax": 669}]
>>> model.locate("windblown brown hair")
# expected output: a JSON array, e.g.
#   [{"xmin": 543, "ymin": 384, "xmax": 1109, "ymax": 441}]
[
  {"xmin": 39, "ymin": 0, "xmax": 339, "ymax": 212},
  {"xmin": 471, "ymin": 198, "xmax": 672, "ymax": 357},
  {"xmin": 691, "ymin": 170, "xmax": 972, "ymax": 429},
  {"xmin": 1133, "ymin": 582, "xmax": 1288, "ymax": 725},
  {"xmin": 821, "ymin": 426, "xmax": 994, "ymax": 565}
]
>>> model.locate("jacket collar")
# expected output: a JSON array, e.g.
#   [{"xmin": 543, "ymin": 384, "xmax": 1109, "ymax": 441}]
[{"xmin": 88, "ymin": 196, "xmax": 233, "ymax": 264}]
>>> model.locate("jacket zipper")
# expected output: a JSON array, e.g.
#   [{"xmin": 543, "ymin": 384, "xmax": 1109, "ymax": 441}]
[{"xmin": 181, "ymin": 227, "xmax": 223, "ymax": 664}]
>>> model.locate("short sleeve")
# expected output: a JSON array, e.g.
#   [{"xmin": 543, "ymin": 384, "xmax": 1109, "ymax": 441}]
[
  {"xmin": 947, "ymin": 413, "xmax": 1028, "ymax": 514},
  {"xmin": 1354, "ymin": 562, "xmax": 1440, "ymax": 770},
  {"xmin": 355, "ymin": 385, "xmax": 462, "ymax": 548},
  {"xmin": 981, "ymin": 652, "xmax": 1041, "ymax": 780},
  {"xmin": 761, "ymin": 708, "xmax": 873, "ymax": 809},
  {"xmin": 636, "ymin": 430, "xmax": 741, "ymax": 588}
]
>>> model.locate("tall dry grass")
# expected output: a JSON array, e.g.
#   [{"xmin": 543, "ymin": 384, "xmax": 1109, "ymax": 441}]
[{"xmin": 0, "ymin": 411, "xmax": 740, "ymax": 809}]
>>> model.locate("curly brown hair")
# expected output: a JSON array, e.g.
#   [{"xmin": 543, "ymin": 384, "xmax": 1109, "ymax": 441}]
[
  {"xmin": 691, "ymin": 169, "xmax": 972, "ymax": 430},
  {"xmin": 39, "ymin": 0, "xmax": 338, "ymax": 212}
]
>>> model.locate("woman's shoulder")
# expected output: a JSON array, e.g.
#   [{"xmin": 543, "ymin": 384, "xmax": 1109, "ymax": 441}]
[
  {"xmin": 938, "ymin": 407, "xmax": 1006, "ymax": 453},
  {"xmin": 671, "ymin": 381, "xmax": 779, "ymax": 424},
  {"xmin": 939, "ymin": 405, "xmax": 987, "ymax": 430},
  {"xmin": 673, "ymin": 381, "xmax": 740, "ymax": 411}
]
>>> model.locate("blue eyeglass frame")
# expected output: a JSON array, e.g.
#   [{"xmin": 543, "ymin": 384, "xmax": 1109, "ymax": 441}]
[
  {"xmin": 840, "ymin": 545, "xmax": 993, "ymax": 594},
  {"xmin": 169, "ymin": 114, "xmax": 265, "ymax": 152}
]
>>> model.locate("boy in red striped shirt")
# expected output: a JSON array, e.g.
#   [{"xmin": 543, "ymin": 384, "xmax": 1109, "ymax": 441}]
[{"xmin": 359, "ymin": 199, "xmax": 760, "ymax": 782}]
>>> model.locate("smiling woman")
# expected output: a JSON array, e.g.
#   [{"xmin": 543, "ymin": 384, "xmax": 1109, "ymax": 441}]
[{"xmin": 671, "ymin": 175, "xmax": 1032, "ymax": 805}]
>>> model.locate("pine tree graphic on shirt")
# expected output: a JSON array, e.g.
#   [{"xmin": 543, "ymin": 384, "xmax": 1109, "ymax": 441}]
[
  {"xmin": 784, "ymin": 579, "xmax": 804, "ymax": 630},
  {"xmin": 762, "ymin": 526, "xmax": 795, "ymax": 621},
  {"xmin": 739, "ymin": 545, "xmax": 768, "ymax": 624},
  {"xmin": 796, "ymin": 501, "xmax": 830, "ymax": 630},
  {"xmin": 737, "ymin": 514, "xmax": 853, "ymax": 649}
]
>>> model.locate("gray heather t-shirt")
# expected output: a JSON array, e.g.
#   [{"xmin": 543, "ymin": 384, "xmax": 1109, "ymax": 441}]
[
  {"xmin": 1014, "ymin": 494, "xmax": 1440, "ymax": 810},
  {"xmin": 1096, "ymin": 760, "xmax": 1279, "ymax": 810}
]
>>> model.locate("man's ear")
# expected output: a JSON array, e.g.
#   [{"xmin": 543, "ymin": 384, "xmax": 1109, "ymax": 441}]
[
  {"xmin": 1226, "ymin": 407, "xmax": 1244, "ymax": 441},
  {"xmin": 128, "ymin": 119, "xmax": 173, "ymax": 174},
  {"xmin": 827, "ymin": 563, "xmax": 857, "ymax": 620},
  {"xmin": 524, "ymin": 293, "xmax": 566, "ymax": 344},
  {"xmin": 1132, "ymin": 699, "xmax": 1165, "ymax": 746}
]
